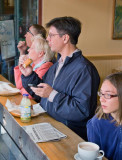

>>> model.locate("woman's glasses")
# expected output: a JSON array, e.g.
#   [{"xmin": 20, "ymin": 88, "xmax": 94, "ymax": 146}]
[{"xmin": 98, "ymin": 91, "xmax": 118, "ymax": 99}]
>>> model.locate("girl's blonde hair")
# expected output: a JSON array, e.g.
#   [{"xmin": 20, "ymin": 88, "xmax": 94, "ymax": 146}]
[
  {"xmin": 96, "ymin": 71, "xmax": 122, "ymax": 126},
  {"xmin": 32, "ymin": 34, "xmax": 55, "ymax": 62}
]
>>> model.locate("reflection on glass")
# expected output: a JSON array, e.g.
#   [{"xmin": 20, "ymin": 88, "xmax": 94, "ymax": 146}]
[
  {"xmin": 0, "ymin": 126, "xmax": 26, "ymax": 160},
  {"xmin": 18, "ymin": 0, "xmax": 38, "ymax": 41},
  {"xmin": 0, "ymin": 0, "xmax": 38, "ymax": 83}
]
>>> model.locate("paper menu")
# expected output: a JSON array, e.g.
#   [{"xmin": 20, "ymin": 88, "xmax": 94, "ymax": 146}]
[{"xmin": 23, "ymin": 122, "xmax": 67, "ymax": 143}]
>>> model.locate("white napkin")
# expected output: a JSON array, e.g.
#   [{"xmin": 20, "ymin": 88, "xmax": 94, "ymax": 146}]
[
  {"xmin": 5, "ymin": 99, "xmax": 46, "ymax": 114},
  {"xmin": 5, "ymin": 99, "xmax": 20, "ymax": 112},
  {"xmin": 0, "ymin": 81, "xmax": 10, "ymax": 84},
  {"xmin": 0, "ymin": 83, "xmax": 20, "ymax": 93},
  {"xmin": 33, "ymin": 103, "xmax": 46, "ymax": 114}
]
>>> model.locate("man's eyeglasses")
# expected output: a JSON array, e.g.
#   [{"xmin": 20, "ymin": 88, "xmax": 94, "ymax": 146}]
[
  {"xmin": 98, "ymin": 91, "xmax": 118, "ymax": 99},
  {"xmin": 48, "ymin": 33, "xmax": 65, "ymax": 38},
  {"xmin": 26, "ymin": 28, "xmax": 34, "ymax": 36}
]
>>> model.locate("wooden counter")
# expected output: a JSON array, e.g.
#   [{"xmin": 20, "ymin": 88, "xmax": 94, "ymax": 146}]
[{"xmin": 0, "ymin": 75, "xmax": 107, "ymax": 160}]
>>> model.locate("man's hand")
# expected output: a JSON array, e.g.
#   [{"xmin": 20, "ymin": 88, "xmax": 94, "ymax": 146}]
[
  {"xmin": 17, "ymin": 41, "xmax": 27, "ymax": 55},
  {"xmin": 31, "ymin": 83, "xmax": 53, "ymax": 98},
  {"xmin": 19, "ymin": 55, "xmax": 33, "ymax": 76}
]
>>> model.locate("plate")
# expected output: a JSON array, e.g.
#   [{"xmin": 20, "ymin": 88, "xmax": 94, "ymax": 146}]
[
  {"xmin": 0, "ymin": 91, "xmax": 20, "ymax": 96},
  {"xmin": 10, "ymin": 109, "xmax": 41, "ymax": 118},
  {"xmin": 74, "ymin": 153, "xmax": 103, "ymax": 160},
  {"xmin": 74, "ymin": 153, "xmax": 83, "ymax": 160}
]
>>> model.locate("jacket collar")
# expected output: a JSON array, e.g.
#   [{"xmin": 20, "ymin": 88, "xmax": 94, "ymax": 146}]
[{"xmin": 57, "ymin": 50, "xmax": 82, "ymax": 66}]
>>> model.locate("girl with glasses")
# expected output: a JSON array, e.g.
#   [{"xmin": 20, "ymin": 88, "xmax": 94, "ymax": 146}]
[{"xmin": 87, "ymin": 72, "xmax": 122, "ymax": 160}]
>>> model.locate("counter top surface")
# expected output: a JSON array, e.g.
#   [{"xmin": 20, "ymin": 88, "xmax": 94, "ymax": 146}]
[{"xmin": 0, "ymin": 74, "xmax": 107, "ymax": 160}]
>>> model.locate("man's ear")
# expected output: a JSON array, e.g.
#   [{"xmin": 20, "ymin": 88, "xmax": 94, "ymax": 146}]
[{"xmin": 63, "ymin": 34, "xmax": 70, "ymax": 44}]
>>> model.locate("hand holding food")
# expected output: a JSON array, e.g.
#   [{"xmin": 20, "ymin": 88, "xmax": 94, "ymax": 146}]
[
  {"xmin": 19, "ymin": 55, "xmax": 33, "ymax": 77},
  {"xmin": 23, "ymin": 58, "xmax": 33, "ymax": 68}
]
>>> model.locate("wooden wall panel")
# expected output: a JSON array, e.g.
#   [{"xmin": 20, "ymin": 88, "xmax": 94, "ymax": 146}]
[{"xmin": 86, "ymin": 55, "xmax": 122, "ymax": 85}]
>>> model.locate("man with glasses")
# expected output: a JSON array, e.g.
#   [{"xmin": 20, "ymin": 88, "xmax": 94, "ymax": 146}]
[
  {"xmin": 20, "ymin": 16, "xmax": 100, "ymax": 140},
  {"xmin": 17, "ymin": 24, "xmax": 46, "ymax": 55}
]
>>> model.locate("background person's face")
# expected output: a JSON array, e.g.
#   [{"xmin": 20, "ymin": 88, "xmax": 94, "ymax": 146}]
[{"xmin": 25, "ymin": 26, "xmax": 34, "ymax": 47}]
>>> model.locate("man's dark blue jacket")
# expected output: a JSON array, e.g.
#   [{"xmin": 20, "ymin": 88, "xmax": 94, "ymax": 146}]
[{"xmin": 22, "ymin": 50, "xmax": 100, "ymax": 140}]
